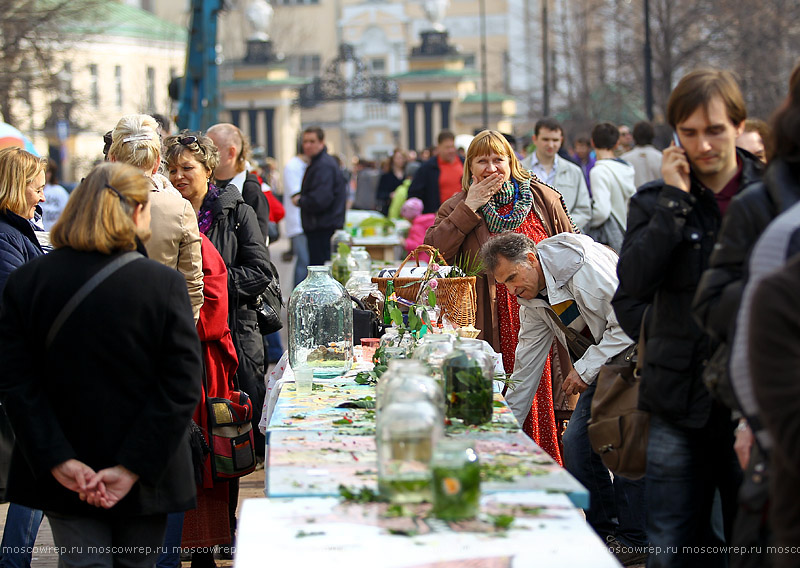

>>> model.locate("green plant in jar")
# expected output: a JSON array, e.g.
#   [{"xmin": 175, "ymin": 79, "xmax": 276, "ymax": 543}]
[
  {"xmin": 332, "ymin": 242, "xmax": 357, "ymax": 285},
  {"xmin": 442, "ymin": 340, "xmax": 493, "ymax": 426},
  {"xmin": 431, "ymin": 441, "xmax": 480, "ymax": 521}
]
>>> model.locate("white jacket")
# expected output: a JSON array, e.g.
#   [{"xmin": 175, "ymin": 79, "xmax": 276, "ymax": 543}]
[
  {"xmin": 589, "ymin": 158, "xmax": 636, "ymax": 229},
  {"xmin": 505, "ymin": 233, "xmax": 633, "ymax": 426},
  {"xmin": 283, "ymin": 155, "xmax": 307, "ymax": 239},
  {"xmin": 621, "ymin": 145, "xmax": 662, "ymax": 188}
]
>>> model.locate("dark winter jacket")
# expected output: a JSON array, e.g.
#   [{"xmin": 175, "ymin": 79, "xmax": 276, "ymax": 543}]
[
  {"xmin": 615, "ymin": 149, "xmax": 762, "ymax": 428},
  {"xmin": 239, "ymin": 172, "xmax": 270, "ymax": 247},
  {"xmin": 0, "ymin": 210, "xmax": 44, "ymax": 295},
  {"xmin": 204, "ymin": 184, "xmax": 273, "ymax": 427},
  {"xmin": 693, "ymin": 157, "xmax": 795, "ymax": 343},
  {"xmin": 0, "ymin": 246, "xmax": 202, "ymax": 516},
  {"xmin": 298, "ymin": 147, "xmax": 347, "ymax": 234}
]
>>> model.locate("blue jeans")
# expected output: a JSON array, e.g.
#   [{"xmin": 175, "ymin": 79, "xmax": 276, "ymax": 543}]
[
  {"xmin": 264, "ymin": 331, "xmax": 284, "ymax": 363},
  {"xmin": 645, "ymin": 410, "xmax": 741, "ymax": 568},
  {"xmin": 156, "ymin": 512, "xmax": 184, "ymax": 568},
  {"xmin": 291, "ymin": 233, "xmax": 309, "ymax": 288},
  {"xmin": 562, "ymin": 382, "xmax": 647, "ymax": 548},
  {"xmin": 0, "ymin": 505, "xmax": 43, "ymax": 568}
]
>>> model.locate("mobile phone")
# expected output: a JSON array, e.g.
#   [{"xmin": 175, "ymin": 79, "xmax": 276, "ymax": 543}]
[{"xmin": 672, "ymin": 131, "xmax": 682, "ymax": 148}]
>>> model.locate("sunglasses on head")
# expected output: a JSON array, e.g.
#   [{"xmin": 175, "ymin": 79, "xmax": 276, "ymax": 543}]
[{"xmin": 179, "ymin": 135, "xmax": 198, "ymax": 147}]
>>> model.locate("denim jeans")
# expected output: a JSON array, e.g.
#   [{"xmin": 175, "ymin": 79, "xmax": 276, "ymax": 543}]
[
  {"xmin": 562, "ymin": 382, "xmax": 647, "ymax": 548},
  {"xmin": 155, "ymin": 512, "xmax": 184, "ymax": 568},
  {"xmin": 305, "ymin": 229, "xmax": 335, "ymax": 268},
  {"xmin": 0, "ymin": 505, "xmax": 43, "ymax": 568},
  {"xmin": 291, "ymin": 234, "xmax": 309, "ymax": 288},
  {"xmin": 264, "ymin": 331, "xmax": 284, "ymax": 364},
  {"xmin": 645, "ymin": 410, "xmax": 741, "ymax": 568}
]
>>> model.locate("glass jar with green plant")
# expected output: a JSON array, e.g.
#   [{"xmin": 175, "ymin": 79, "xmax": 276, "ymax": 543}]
[{"xmin": 442, "ymin": 339, "xmax": 494, "ymax": 425}]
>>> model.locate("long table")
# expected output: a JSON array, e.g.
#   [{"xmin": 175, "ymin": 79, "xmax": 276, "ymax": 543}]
[{"xmin": 235, "ymin": 355, "xmax": 616, "ymax": 567}]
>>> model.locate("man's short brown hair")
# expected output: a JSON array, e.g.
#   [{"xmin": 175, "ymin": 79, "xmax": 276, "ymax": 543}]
[
  {"xmin": 437, "ymin": 130, "xmax": 455, "ymax": 145},
  {"xmin": 667, "ymin": 69, "xmax": 746, "ymax": 130}
]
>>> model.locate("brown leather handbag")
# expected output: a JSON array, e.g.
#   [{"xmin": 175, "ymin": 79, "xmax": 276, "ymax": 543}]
[{"xmin": 587, "ymin": 320, "xmax": 649, "ymax": 480}]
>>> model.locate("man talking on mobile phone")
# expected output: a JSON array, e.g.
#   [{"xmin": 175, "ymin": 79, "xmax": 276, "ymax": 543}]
[{"xmin": 614, "ymin": 69, "xmax": 763, "ymax": 567}]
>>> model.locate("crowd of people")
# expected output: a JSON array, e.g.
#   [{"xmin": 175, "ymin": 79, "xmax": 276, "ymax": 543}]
[{"xmin": 0, "ymin": 58, "xmax": 796, "ymax": 568}]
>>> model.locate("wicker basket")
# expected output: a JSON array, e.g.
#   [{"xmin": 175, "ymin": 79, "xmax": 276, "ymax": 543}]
[{"xmin": 372, "ymin": 245, "xmax": 477, "ymax": 328}]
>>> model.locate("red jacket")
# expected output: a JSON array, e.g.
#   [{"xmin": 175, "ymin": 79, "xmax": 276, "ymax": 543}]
[{"xmin": 195, "ymin": 235, "xmax": 239, "ymax": 488}]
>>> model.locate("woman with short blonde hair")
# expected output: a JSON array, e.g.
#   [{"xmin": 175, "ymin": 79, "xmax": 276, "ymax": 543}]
[
  {"xmin": 51, "ymin": 162, "xmax": 151, "ymax": 254},
  {"xmin": 108, "ymin": 113, "xmax": 204, "ymax": 322},
  {"xmin": 0, "ymin": 147, "xmax": 49, "ymax": 568}
]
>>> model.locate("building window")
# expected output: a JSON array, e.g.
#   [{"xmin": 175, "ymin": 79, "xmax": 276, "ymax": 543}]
[
  {"xmin": 89, "ymin": 64, "xmax": 99, "ymax": 108},
  {"xmin": 287, "ymin": 54, "xmax": 321, "ymax": 77},
  {"xmin": 146, "ymin": 66, "xmax": 155, "ymax": 111},
  {"xmin": 115, "ymin": 66, "xmax": 123, "ymax": 109},
  {"xmin": 368, "ymin": 57, "xmax": 386, "ymax": 74},
  {"xmin": 463, "ymin": 54, "xmax": 476, "ymax": 69}
]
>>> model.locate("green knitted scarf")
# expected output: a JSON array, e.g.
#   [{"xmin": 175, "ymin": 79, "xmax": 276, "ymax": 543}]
[{"xmin": 479, "ymin": 176, "xmax": 533, "ymax": 233}]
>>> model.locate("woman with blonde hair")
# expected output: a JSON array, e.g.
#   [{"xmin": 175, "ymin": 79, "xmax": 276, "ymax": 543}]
[
  {"xmin": 425, "ymin": 130, "xmax": 576, "ymax": 464},
  {"xmin": 0, "ymin": 162, "xmax": 202, "ymax": 568},
  {"xmin": 0, "ymin": 146, "xmax": 48, "ymax": 568},
  {"xmin": 109, "ymin": 113, "xmax": 204, "ymax": 321}
]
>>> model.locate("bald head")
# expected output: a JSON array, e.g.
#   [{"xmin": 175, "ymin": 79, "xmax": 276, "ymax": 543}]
[{"xmin": 206, "ymin": 123, "xmax": 248, "ymax": 180}]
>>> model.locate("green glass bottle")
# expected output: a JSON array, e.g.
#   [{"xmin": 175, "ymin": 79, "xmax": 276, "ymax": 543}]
[{"xmin": 383, "ymin": 279, "xmax": 395, "ymax": 326}]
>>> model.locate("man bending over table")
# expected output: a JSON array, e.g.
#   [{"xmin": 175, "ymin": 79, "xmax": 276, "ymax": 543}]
[{"xmin": 479, "ymin": 231, "xmax": 647, "ymax": 566}]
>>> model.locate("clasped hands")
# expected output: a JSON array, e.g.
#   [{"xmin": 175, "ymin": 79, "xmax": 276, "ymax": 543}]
[{"xmin": 51, "ymin": 459, "xmax": 139, "ymax": 509}]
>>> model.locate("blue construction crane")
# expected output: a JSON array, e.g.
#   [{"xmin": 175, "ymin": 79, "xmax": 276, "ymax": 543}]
[{"xmin": 176, "ymin": 0, "xmax": 224, "ymax": 131}]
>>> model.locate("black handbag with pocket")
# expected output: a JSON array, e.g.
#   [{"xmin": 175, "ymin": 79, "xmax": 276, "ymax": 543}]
[{"xmin": 254, "ymin": 261, "xmax": 283, "ymax": 335}]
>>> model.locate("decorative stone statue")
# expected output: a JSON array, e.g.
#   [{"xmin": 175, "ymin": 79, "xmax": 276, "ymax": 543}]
[
  {"xmin": 246, "ymin": 0, "xmax": 273, "ymax": 42},
  {"xmin": 422, "ymin": 0, "xmax": 449, "ymax": 32}
]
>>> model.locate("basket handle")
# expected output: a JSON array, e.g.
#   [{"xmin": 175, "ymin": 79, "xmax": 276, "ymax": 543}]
[{"xmin": 395, "ymin": 245, "xmax": 449, "ymax": 273}]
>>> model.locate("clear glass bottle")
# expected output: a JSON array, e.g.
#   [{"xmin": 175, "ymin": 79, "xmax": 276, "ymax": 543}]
[
  {"xmin": 351, "ymin": 246, "xmax": 372, "ymax": 272},
  {"xmin": 442, "ymin": 338, "xmax": 494, "ymax": 425},
  {"xmin": 288, "ymin": 266, "xmax": 353, "ymax": 378},
  {"xmin": 353, "ymin": 282, "xmax": 384, "ymax": 317},
  {"xmin": 431, "ymin": 439, "xmax": 481, "ymax": 520},
  {"xmin": 377, "ymin": 393, "xmax": 442, "ymax": 504}
]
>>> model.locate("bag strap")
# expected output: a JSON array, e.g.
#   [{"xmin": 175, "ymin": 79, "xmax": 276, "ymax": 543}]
[
  {"xmin": 545, "ymin": 307, "xmax": 595, "ymax": 348},
  {"xmin": 46, "ymin": 252, "xmax": 142, "ymax": 349}
]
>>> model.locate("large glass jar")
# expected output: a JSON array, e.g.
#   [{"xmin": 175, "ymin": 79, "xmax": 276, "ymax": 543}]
[
  {"xmin": 377, "ymin": 394, "xmax": 442, "ymax": 504},
  {"xmin": 351, "ymin": 246, "xmax": 372, "ymax": 272},
  {"xmin": 412, "ymin": 334, "xmax": 455, "ymax": 390},
  {"xmin": 442, "ymin": 339, "xmax": 494, "ymax": 425},
  {"xmin": 431, "ymin": 439, "xmax": 481, "ymax": 520},
  {"xmin": 288, "ymin": 266, "xmax": 353, "ymax": 378}
]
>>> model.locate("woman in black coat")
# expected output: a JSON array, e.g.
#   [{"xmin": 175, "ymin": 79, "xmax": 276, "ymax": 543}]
[
  {"xmin": 0, "ymin": 163, "xmax": 202, "ymax": 567},
  {"xmin": 164, "ymin": 133, "xmax": 273, "ymax": 446}
]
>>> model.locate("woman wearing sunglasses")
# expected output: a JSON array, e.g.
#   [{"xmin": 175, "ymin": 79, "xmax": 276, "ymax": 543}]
[{"xmin": 164, "ymin": 132, "xmax": 274, "ymax": 561}]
